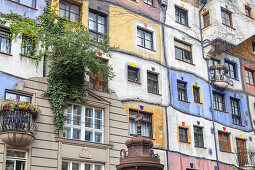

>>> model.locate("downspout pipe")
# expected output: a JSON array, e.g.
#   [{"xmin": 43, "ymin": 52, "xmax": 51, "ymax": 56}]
[{"xmin": 199, "ymin": 1, "xmax": 220, "ymax": 170}]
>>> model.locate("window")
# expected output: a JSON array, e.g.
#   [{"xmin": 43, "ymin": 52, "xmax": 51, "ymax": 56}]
[
  {"xmin": 177, "ymin": 81, "xmax": 187, "ymax": 101},
  {"xmin": 90, "ymin": 60, "xmax": 108, "ymax": 93},
  {"xmin": 236, "ymin": 139, "xmax": 248, "ymax": 166},
  {"xmin": 203, "ymin": 12, "xmax": 210, "ymax": 28},
  {"xmin": 144, "ymin": 0, "xmax": 153, "ymax": 6},
  {"xmin": 252, "ymin": 42, "xmax": 255, "ymax": 55},
  {"xmin": 6, "ymin": 150, "xmax": 27, "ymax": 170},
  {"xmin": 175, "ymin": 6, "xmax": 188, "ymax": 26},
  {"xmin": 0, "ymin": 28, "xmax": 10, "ymax": 54},
  {"xmin": 21, "ymin": 36, "xmax": 35, "ymax": 56},
  {"xmin": 129, "ymin": 110, "xmax": 152, "ymax": 138},
  {"xmin": 147, "ymin": 72, "xmax": 159, "ymax": 94},
  {"xmin": 209, "ymin": 59, "xmax": 220, "ymax": 80},
  {"xmin": 5, "ymin": 91, "xmax": 31, "ymax": 103},
  {"xmin": 59, "ymin": 0, "xmax": 80, "ymax": 23},
  {"xmin": 231, "ymin": 98, "xmax": 241, "ymax": 125},
  {"xmin": 194, "ymin": 126, "xmax": 204, "ymax": 147},
  {"xmin": 89, "ymin": 11, "xmax": 107, "ymax": 42},
  {"xmin": 137, "ymin": 27, "xmax": 153, "ymax": 50},
  {"xmin": 213, "ymin": 92, "xmax": 225, "ymax": 111},
  {"xmin": 193, "ymin": 86, "xmax": 200, "ymax": 103},
  {"xmin": 245, "ymin": 69, "xmax": 254, "ymax": 85},
  {"xmin": 128, "ymin": 66, "xmax": 140, "ymax": 82},
  {"xmin": 14, "ymin": 0, "xmax": 36, "ymax": 8},
  {"xmin": 225, "ymin": 60, "xmax": 236, "ymax": 79},
  {"xmin": 174, "ymin": 40, "xmax": 192, "ymax": 63},
  {"xmin": 245, "ymin": 5, "xmax": 252, "ymax": 18},
  {"xmin": 63, "ymin": 104, "xmax": 103, "ymax": 143},
  {"xmin": 62, "ymin": 161, "xmax": 104, "ymax": 170},
  {"xmin": 221, "ymin": 8, "xmax": 232, "ymax": 27},
  {"xmin": 179, "ymin": 127, "xmax": 188, "ymax": 142},
  {"xmin": 218, "ymin": 132, "xmax": 231, "ymax": 152}
]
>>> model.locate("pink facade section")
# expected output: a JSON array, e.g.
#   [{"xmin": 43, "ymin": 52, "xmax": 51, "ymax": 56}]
[{"xmin": 168, "ymin": 152, "xmax": 235, "ymax": 170}]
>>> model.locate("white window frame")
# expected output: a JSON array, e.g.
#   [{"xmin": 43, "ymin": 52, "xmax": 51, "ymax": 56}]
[
  {"xmin": 62, "ymin": 161, "xmax": 104, "ymax": 170},
  {"xmin": 63, "ymin": 104, "xmax": 104, "ymax": 143},
  {"xmin": 5, "ymin": 149, "xmax": 27, "ymax": 170}
]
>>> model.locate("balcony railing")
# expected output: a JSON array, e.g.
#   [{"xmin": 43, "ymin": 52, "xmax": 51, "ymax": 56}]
[
  {"xmin": 236, "ymin": 149, "xmax": 255, "ymax": 168},
  {"xmin": 209, "ymin": 65, "xmax": 233, "ymax": 88}
]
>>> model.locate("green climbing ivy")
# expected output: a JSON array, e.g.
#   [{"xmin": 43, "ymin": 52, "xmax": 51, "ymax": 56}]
[{"xmin": 1, "ymin": 0, "xmax": 115, "ymax": 131}]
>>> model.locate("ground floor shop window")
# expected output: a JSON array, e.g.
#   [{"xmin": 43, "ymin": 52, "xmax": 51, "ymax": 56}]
[
  {"xmin": 5, "ymin": 150, "xmax": 27, "ymax": 170},
  {"xmin": 62, "ymin": 161, "xmax": 103, "ymax": 170}
]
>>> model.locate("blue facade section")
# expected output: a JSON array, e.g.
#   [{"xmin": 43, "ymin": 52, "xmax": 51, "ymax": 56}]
[
  {"xmin": 0, "ymin": 0, "xmax": 46, "ymax": 20},
  {"xmin": 171, "ymin": 70, "xmax": 252, "ymax": 131},
  {"xmin": 0, "ymin": 71, "xmax": 22, "ymax": 99}
]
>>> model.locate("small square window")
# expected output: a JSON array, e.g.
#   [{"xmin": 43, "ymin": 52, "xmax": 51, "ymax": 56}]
[
  {"xmin": 194, "ymin": 126, "xmax": 204, "ymax": 147},
  {"xmin": 128, "ymin": 66, "xmax": 140, "ymax": 82},
  {"xmin": 137, "ymin": 27, "xmax": 154, "ymax": 50},
  {"xmin": 21, "ymin": 36, "xmax": 35, "ymax": 56},
  {"xmin": 175, "ymin": 6, "xmax": 188, "ymax": 26},
  {"xmin": 147, "ymin": 72, "xmax": 159, "ymax": 94},
  {"xmin": 193, "ymin": 86, "xmax": 200, "ymax": 103},
  {"xmin": 177, "ymin": 81, "xmax": 187, "ymax": 101},
  {"xmin": 245, "ymin": 5, "xmax": 252, "ymax": 18},
  {"xmin": 225, "ymin": 60, "xmax": 236, "ymax": 79},
  {"xmin": 221, "ymin": 8, "xmax": 232, "ymax": 27},
  {"xmin": 90, "ymin": 60, "xmax": 108, "ymax": 93},
  {"xmin": 144, "ymin": 0, "xmax": 153, "ymax": 6},
  {"xmin": 179, "ymin": 127, "xmax": 188, "ymax": 142},
  {"xmin": 203, "ymin": 12, "xmax": 210, "ymax": 28},
  {"xmin": 174, "ymin": 40, "xmax": 192, "ymax": 63}
]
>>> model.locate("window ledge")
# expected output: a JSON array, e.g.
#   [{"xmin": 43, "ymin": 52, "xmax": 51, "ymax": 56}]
[
  {"xmin": 226, "ymin": 77, "xmax": 239, "ymax": 81},
  {"xmin": 179, "ymin": 141, "xmax": 191, "ymax": 144},
  {"xmin": 195, "ymin": 146, "xmax": 207, "ymax": 149},
  {"xmin": 222, "ymin": 23, "xmax": 236, "ymax": 30},
  {"xmin": 143, "ymin": 3, "xmax": 155, "ymax": 8},
  {"xmin": 0, "ymin": 51, "xmax": 12, "ymax": 56},
  {"xmin": 233, "ymin": 123, "xmax": 245, "ymax": 127},
  {"xmin": 219, "ymin": 150, "xmax": 234, "ymax": 154},
  {"xmin": 214, "ymin": 109, "xmax": 228, "ymax": 113},
  {"xmin": 202, "ymin": 24, "xmax": 211, "ymax": 30},
  {"xmin": 137, "ymin": 45, "xmax": 156, "ymax": 52},
  {"xmin": 56, "ymin": 137, "xmax": 113, "ymax": 149},
  {"xmin": 175, "ymin": 58, "xmax": 195, "ymax": 66},
  {"xmin": 148, "ymin": 91, "xmax": 161, "ymax": 96},
  {"xmin": 245, "ymin": 15, "xmax": 254, "ymax": 20},
  {"xmin": 8, "ymin": 0, "xmax": 38, "ymax": 10},
  {"xmin": 89, "ymin": 87, "xmax": 110, "ymax": 94},
  {"xmin": 178, "ymin": 99, "xmax": 190, "ymax": 103},
  {"xmin": 194, "ymin": 102, "xmax": 203, "ymax": 105},
  {"xmin": 128, "ymin": 79, "xmax": 141, "ymax": 84},
  {"xmin": 175, "ymin": 21, "xmax": 191, "ymax": 28}
]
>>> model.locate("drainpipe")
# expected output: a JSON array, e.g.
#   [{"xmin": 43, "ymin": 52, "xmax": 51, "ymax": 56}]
[{"xmin": 199, "ymin": 1, "xmax": 220, "ymax": 170}]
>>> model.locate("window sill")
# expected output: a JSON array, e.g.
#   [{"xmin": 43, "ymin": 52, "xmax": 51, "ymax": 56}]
[
  {"xmin": 179, "ymin": 140, "xmax": 191, "ymax": 144},
  {"xmin": 137, "ymin": 45, "xmax": 156, "ymax": 52},
  {"xmin": 128, "ymin": 79, "xmax": 141, "ymax": 84},
  {"xmin": 89, "ymin": 87, "xmax": 110, "ymax": 94},
  {"xmin": 222, "ymin": 23, "xmax": 236, "ymax": 30},
  {"xmin": 226, "ymin": 76, "xmax": 239, "ymax": 81},
  {"xmin": 178, "ymin": 99, "xmax": 190, "ymax": 103},
  {"xmin": 194, "ymin": 101, "xmax": 203, "ymax": 105},
  {"xmin": 0, "ymin": 51, "xmax": 12, "ymax": 56},
  {"xmin": 8, "ymin": 0, "xmax": 38, "ymax": 10},
  {"xmin": 175, "ymin": 21, "xmax": 191, "ymax": 28},
  {"xmin": 219, "ymin": 150, "xmax": 234, "ymax": 154},
  {"xmin": 195, "ymin": 146, "xmax": 207, "ymax": 149},
  {"xmin": 245, "ymin": 15, "xmax": 254, "ymax": 20},
  {"xmin": 175, "ymin": 58, "xmax": 194, "ymax": 66},
  {"xmin": 143, "ymin": 3, "xmax": 155, "ymax": 8},
  {"xmin": 56, "ymin": 137, "xmax": 113, "ymax": 149},
  {"xmin": 148, "ymin": 91, "xmax": 161, "ymax": 96},
  {"xmin": 246, "ymin": 83, "xmax": 255, "ymax": 87},
  {"xmin": 202, "ymin": 24, "xmax": 211, "ymax": 30},
  {"xmin": 214, "ymin": 109, "xmax": 228, "ymax": 113},
  {"xmin": 233, "ymin": 123, "xmax": 245, "ymax": 127}
]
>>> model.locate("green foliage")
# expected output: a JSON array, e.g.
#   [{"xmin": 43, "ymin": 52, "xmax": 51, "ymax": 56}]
[{"xmin": 1, "ymin": 0, "xmax": 115, "ymax": 131}]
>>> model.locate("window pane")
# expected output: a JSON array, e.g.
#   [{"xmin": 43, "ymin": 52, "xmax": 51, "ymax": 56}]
[
  {"xmin": 95, "ymin": 132, "xmax": 102, "ymax": 143},
  {"xmin": 85, "ymin": 131, "xmax": 93, "ymax": 141},
  {"xmin": 73, "ymin": 105, "xmax": 81, "ymax": 126},
  {"xmin": 62, "ymin": 162, "xmax": 68, "ymax": 170},
  {"xmin": 95, "ymin": 165, "xmax": 103, "ymax": 170},
  {"xmin": 72, "ymin": 163, "xmax": 80, "ymax": 170},
  {"xmin": 6, "ymin": 160, "xmax": 14, "ymax": 170},
  {"xmin": 19, "ymin": 0, "xmax": 34, "ymax": 7},
  {"xmin": 73, "ymin": 129, "xmax": 81, "ymax": 140},
  {"xmin": 85, "ymin": 108, "xmax": 93, "ymax": 128},
  {"xmin": 5, "ymin": 92, "xmax": 17, "ymax": 100}
]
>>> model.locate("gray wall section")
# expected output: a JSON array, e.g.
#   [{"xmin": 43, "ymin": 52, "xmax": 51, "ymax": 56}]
[{"xmin": 0, "ymin": 77, "xmax": 129, "ymax": 170}]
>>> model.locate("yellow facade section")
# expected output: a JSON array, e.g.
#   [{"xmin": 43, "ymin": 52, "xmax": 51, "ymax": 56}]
[
  {"xmin": 109, "ymin": 5, "xmax": 162, "ymax": 62},
  {"xmin": 123, "ymin": 103, "xmax": 166, "ymax": 149},
  {"xmin": 51, "ymin": 0, "xmax": 88, "ymax": 27}
]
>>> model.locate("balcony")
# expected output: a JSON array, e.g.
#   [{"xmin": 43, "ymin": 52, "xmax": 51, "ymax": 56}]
[
  {"xmin": 0, "ymin": 100, "xmax": 38, "ymax": 147},
  {"xmin": 236, "ymin": 149, "xmax": 255, "ymax": 169},
  {"xmin": 209, "ymin": 65, "xmax": 233, "ymax": 89}
]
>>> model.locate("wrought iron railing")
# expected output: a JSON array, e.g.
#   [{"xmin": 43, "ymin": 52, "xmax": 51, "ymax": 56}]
[
  {"xmin": 0, "ymin": 109, "xmax": 37, "ymax": 135},
  {"xmin": 236, "ymin": 149, "xmax": 255, "ymax": 167}
]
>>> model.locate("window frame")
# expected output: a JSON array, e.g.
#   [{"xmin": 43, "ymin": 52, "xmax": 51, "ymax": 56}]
[
  {"xmin": 14, "ymin": 0, "xmax": 36, "ymax": 8},
  {"xmin": 143, "ymin": 0, "xmax": 153, "ymax": 6},
  {"xmin": 175, "ymin": 6, "xmax": 189, "ymax": 26},
  {"xmin": 174, "ymin": 40, "xmax": 192, "ymax": 64},
  {"xmin": 21, "ymin": 35, "xmax": 35, "ymax": 56},
  {"xmin": 213, "ymin": 92, "xmax": 225, "ymax": 112},
  {"xmin": 0, "ymin": 27, "xmax": 11, "ymax": 54},
  {"xmin": 129, "ymin": 110, "xmax": 153, "ymax": 138},
  {"xmin": 89, "ymin": 10, "xmax": 107, "ymax": 43},
  {"xmin": 230, "ymin": 98, "xmax": 242, "ymax": 125},
  {"xmin": 245, "ymin": 5, "xmax": 252, "ymax": 18},
  {"xmin": 147, "ymin": 71, "xmax": 159, "ymax": 94},
  {"xmin": 62, "ymin": 161, "xmax": 104, "ymax": 170},
  {"xmin": 179, "ymin": 127, "xmax": 188, "ymax": 143},
  {"xmin": 63, "ymin": 104, "xmax": 104, "ymax": 144},
  {"xmin": 5, "ymin": 90, "xmax": 32, "ymax": 103},
  {"xmin": 5, "ymin": 149, "xmax": 27, "ymax": 170},
  {"xmin": 245, "ymin": 68, "xmax": 254, "ymax": 86},
  {"xmin": 128, "ymin": 66, "xmax": 140, "ymax": 83},
  {"xmin": 209, "ymin": 59, "xmax": 220, "ymax": 80},
  {"xmin": 224, "ymin": 60, "xmax": 237, "ymax": 79},
  {"xmin": 137, "ymin": 27, "xmax": 154, "ymax": 51},
  {"xmin": 193, "ymin": 126, "xmax": 204, "ymax": 148},
  {"xmin": 203, "ymin": 11, "xmax": 210, "ymax": 28},
  {"xmin": 252, "ymin": 41, "xmax": 255, "ymax": 55},
  {"xmin": 221, "ymin": 7, "xmax": 233, "ymax": 28},
  {"xmin": 236, "ymin": 138, "xmax": 248, "ymax": 166},
  {"xmin": 193, "ymin": 86, "xmax": 200, "ymax": 104},
  {"xmin": 218, "ymin": 131, "xmax": 231, "ymax": 152},
  {"xmin": 59, "ymin": 0, "xmax": 80, "ymax": 23},
  {"xmin": 177, "ymin": 81, "xmax": 188, "ymax": 102}
]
